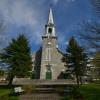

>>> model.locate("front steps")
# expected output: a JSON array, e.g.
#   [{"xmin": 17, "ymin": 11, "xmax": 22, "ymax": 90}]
[
  {"xmin": 20, "ymin": 85, "xmax": 62, "ymax": 100},
  {"xmin": 20, "ymin": 93, "xmax": 61, "ymax": 100},
  {"xmin": 14, "ymin": 79, "xmax": 76, "ymax": 100}
]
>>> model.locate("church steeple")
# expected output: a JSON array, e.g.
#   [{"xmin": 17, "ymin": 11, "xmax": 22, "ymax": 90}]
[
  {"xmin": 44, "ymin": 7, "xmax": 56, "ymax": 37},
  {"xmin": 48, "ymin": 8, "xmax": 54, "ymax": 25}
]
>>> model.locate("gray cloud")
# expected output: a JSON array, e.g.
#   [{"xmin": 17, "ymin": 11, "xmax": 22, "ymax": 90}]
[
  {"xmin": 52, "ymin": 0, "xmax": 59, "ymax": 5},
  {"xmin": 0, "ymin": 0, "xmax": 38, "ymax": 27},
  {"xmin": 0, "ymin": 0, "xmax": 76, "ymax": 50},
  {"xmin": 0, "ymin": 0, "xmax": 45, "ymax": 47},
  {"xmin": 52, "ymin": 0, "xmax": 76, "ymax": 5}
]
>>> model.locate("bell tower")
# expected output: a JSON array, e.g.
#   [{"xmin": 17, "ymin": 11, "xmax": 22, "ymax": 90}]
[
  {"xmin": 45, "ymin": 8, "xmax": 56, "ymax": 37},
  {"xmin": 40, "ymin": 8, "xmax": 65, "ymax": 80}
]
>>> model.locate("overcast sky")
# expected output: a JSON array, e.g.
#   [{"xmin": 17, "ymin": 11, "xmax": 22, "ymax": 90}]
[{"xmin": 0, "ymin": 0, "xmax": 94, "ymax": 52}]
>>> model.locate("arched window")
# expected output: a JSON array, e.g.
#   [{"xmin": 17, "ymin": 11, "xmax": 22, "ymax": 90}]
[{"xmin": 48, "ymin": 28, "xmax": 52, "ymax": 33}]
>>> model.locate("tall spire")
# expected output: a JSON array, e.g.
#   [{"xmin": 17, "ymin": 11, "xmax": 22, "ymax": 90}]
[
  {"xmin": 48, "ymin": 8, "xmax": 54, "ymax": 24},
  {"xmin": 44, "ymin": 7, "xmax": 56, "ymax": 37}
]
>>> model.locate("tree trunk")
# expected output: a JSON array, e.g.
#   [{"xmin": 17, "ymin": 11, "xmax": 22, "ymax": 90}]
[
  {"xmin": 80, "ymin": 76, "xmax": 83, "ymax": 85},
  {"xmin": 76, "ymin": 75, "xmax": 80, "ymax": 88},
  {"xmin": 8, "ymin": 74, "xmax": 14, "ymax": 86}
]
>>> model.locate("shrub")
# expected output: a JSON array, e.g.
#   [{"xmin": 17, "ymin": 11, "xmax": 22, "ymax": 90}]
[
  {"xmin": 0, "ymin": 94, "xmax": 9, "ymax": 100},
  {"xmin": 61, "ymin": 96, "xmax": 71, "ymax": 100},
  {"xmin": 22, "ymin": 85, "xmax": 35, "ymax": 94},
  {"xmin": 71, "ymin": 87, "xmax": 84, "ymax": 100}
]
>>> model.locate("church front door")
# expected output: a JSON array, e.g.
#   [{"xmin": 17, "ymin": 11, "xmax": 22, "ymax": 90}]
[
  {"xmin": 45, "ymin": 65, "xmax": 52, "ymax": 80},
  {"xmin": 46, "ymin": 71, "xmax": 52, "ymax": 80}
]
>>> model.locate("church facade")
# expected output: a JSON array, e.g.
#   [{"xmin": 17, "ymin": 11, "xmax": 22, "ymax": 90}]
[{"xmin": 32, "ymin": 8, "xmax": 67, "ymax": 80}]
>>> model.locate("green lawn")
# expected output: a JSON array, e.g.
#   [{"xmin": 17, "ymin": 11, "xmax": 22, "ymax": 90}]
[
  {"xmin": 0, "ymin": 84, "xmax": 100, "ymax": 100},
  {"xmin": 79, "ymin": 84, "xmax": 100, "ymax": 100},
  {"xmin": 62, "ymin": 84, "xmax": 100, "ymax": 100},
  {"xmin": 0, "ymin": 86, "xmax": 19, "ymax": 100}
]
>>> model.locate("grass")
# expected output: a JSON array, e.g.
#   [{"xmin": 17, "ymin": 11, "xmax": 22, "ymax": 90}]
[
  {"xmin": 79, "ymin": 84, "xmax": 100, "ymax": 100},
  {"xmin": 0, "ymin": 88, "xmax": 10, "ymax": 96},
  {"xmin": 62, "ymin": 84, "xmax": 100, "ymax": 100},
  {"xmin": 0, "ymin": 86, "xmax": 19, "ymax": 100},
  {"xmin": 0, "ymin": 84, "xmax": 100, "ymax": 100},
  {"xmin": 0, "ymin": 84, "xmax": 36, "ymax": 100}
]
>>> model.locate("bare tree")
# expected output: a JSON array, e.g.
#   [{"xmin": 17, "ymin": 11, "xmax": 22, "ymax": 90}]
[
  {"xmin": 0, "ymin": 20, "xmax": 5, "ymax": 34},
  {"xmin": 79, "ymin": 0, "xmax": 100, "ymax": 50},
  {"xmin": 0, "ymin": 20, "xmax": 6, "ymax": 50},
  {"xmin": 79, "ymin": 0, "xmax": 100, "ymax": 83},
  {"xmin": 79, "ymin": 21, "xmax": 100, "ymax": 49}
]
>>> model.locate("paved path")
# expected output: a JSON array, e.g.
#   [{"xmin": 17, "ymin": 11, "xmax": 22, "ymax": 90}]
[{"xmin": 20, "ymin": 93, "xmax": 61, "ymax": 100}]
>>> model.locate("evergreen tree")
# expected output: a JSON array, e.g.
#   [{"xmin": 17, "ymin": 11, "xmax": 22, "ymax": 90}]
[
  {"xmin": 0, "ymin": 69, "xmax": 4, "ymax": 77},
  {"xmin": 0, "ymin": 34, "xmax": 32, "ymax": 85},
  {"xmin": 64, "ymin": 37, "xmax": 87, "ymax": 87}
]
